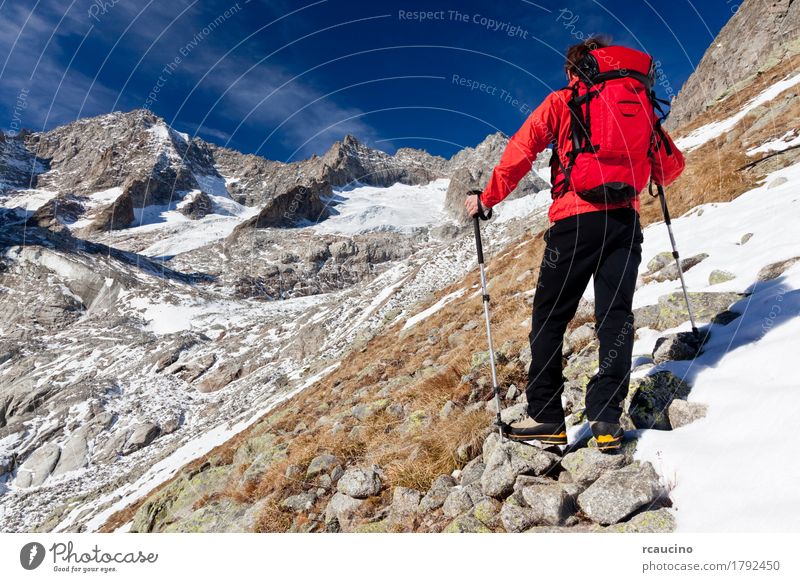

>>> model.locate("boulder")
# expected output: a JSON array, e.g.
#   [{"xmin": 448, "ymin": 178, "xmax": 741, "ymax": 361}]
[
  {"xmin": 633, "ymin": 304, "xmax": 661, "ymax": 330},
  {"xmin": 131, "ymin": 465, "xmax": 230, "ymax": 532},
  {"xmin": 481, "ymin": 440, "xmax": 560, "ymax": 498},
  {"xmin": 195, "ymin": 361, "xmax": 243, "ymax": 393},
  {"xmin": 757, "ymin": 257, "xmax": 800, "ymax": 282},
  {"xmin": 560, "ymin": 447, "xmax": 628, "ymax": 489},
  {"xmin": 280, "ymin": 492, "xmax": 317, "ymax": 513},
  {"xmin": 500, "ymin": 402, "xmax": 528, "ymax": 425},
  {"xmin": 648, "ymin": 253, "xmax": 708, "ymax": 283},
  {"xmin": 163, "ymin": 498, "xmax": 258, "ymax": 533},
  {"xmin": 471, "ymin": 498, "xmax": 502, "ymax": 528},
  {"xmin": 337, "ymin": 465, "xmax": 383, "ymax": 498},
  {"xmin": 325, "ymin": 492, "xmax": 364, "ymax": 531},
  {"xmin": 444, "ymin": 514, "xmax": 492, "ymax": 533},
  {"xmin": 577, "ymin": 461, "xmax": 664, "ymax": 525},
  {"xmin": 646, "ymin": 251, "xmax": 672, "ymax": 273},
  {"xmin": 566, "ymin": 323, "xmax": 596, "ymax": 354},
  {"xmin": 708, "ymin": 269, "xmax": 735, "ymax": 285},
  {"xmin": 351, "ymin": 398, "xmax": 389, "ymax": 421},
  {"xmin": 442, "ymin": 483, "xmax": 484, "ymax": 517},
  {"xmin": 306, "ymin": 453, "xmax": 340, "ymax": 478},
  {"xmin": 14, "ymin": 443, "xmax": 61, "ymax": 488},
  {"xmin": 652, "ymin": 331, "xmax": 703, "ymax": 364},
  {"xmin": 599, "ymin": 508, "xmax": 676, "ymax": 532},
  {"xmin": 460, "ymin": 457, "xmax": 486, "ymax": 486},
  {"xmin": 667, "ymin": 399, "xmax": 709, "ymax": 429},
  {"xmin": 52, "ymin": 432, "xmax": 89, "ymax": 476},
  {"xmin": 655, "ymin": 291, "xmax": 742, "ymax": 330},
  {"xmin": 419, "ymin": 474, "xmax": 456, "ymax": 511},
  {"xmin": 388, "ymin": 487, "xmax": 422, "ymax": 528},
  {"xmin": 178, "ymin": 190, "xmax": 214, "ymax": 219},
  {"xmin": 122, "ymin": 422, "xmax": 160, "ymax": 455},
  {"xmin": 626, "ymin": 371, "xmax": 691, "ymax": 430},
  {"xmin": 519, "ymin": 482, "xmax": 575, "ymax": 526}
]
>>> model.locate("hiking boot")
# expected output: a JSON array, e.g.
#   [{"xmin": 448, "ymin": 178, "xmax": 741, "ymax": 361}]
[
  {"xmin": 504, "ymin": 417, "xmax": 567, "ymax": 445},
  {"xmin": 590, "ymin": 421, "xmax": 624, "ymax": 452}
]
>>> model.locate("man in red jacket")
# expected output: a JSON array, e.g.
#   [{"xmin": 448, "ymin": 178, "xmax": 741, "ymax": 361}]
[{"xmin": 465, "ymin": 38, "xmax": 685, "ymax": 452}]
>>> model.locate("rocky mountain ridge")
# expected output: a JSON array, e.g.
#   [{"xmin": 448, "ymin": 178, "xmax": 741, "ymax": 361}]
[{"xmin": 668, "ymin": 0, "xmax": 800, "ymax": 129}]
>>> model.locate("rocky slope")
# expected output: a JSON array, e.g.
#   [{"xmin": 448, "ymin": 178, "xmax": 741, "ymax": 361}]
[
  {"xmin": 668, "ymin": 0, "xmax": 800, "ymax": 129},
  {"xmin": 0, "ymin": 108, "xmax": 551, "ymax": 532},
  {"xmin": 57, "ymin": 6, "xmax": 800, "ymax": 534}
]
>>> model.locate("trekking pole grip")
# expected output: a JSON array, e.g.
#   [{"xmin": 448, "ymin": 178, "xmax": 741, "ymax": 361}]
[{"xmin": 473, "ymin": 215, "xmax": 484, "ymax": 264}]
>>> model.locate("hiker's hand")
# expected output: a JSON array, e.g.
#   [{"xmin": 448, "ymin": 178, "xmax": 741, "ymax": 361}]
[{"xmin": 465, "ymin": 194, "xmax": 481, "ymax": 217}]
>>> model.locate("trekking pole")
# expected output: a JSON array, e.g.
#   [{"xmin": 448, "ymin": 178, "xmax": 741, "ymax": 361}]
[
  {"xmin": 467, "ymin": 191, "xmax": 504, "ymax": 440},
  {"xmin": 649, "ymin": 182, "xmax": 700, "ymax": 339}
]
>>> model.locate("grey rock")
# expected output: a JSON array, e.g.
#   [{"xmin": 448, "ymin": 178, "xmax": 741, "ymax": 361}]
[
  {"xmin": 567, "ymin": 323, "xmax": 596, "ymax": 354},
  {"xmin": 52, "ymin": 432, "xmax": 89, "ymax": 476},
  {"xmin": 577, "ymin": 461, "xmax": 664, "ymax": 525},
  {"xmin": 471, "ymin": 498, "xmax": 502, "ymax": 527},
  {"xmin": 337, "ymin": 465, "xmax": 383, "ymax": 498},
  {"xmin": 443, "ymin": 486, "xmax": 479, "ymax": 517},
  {"xmin": 419, "ymin": 474, "xmax": 456, "ymax": 511},
  {"xmin": 519, "ymin": 344, "xmax": 532, "ymax": 369},
  {"xmin": 178, "ymin": 189, "xmax": 214, "ymax": 219},
  {"xmin": 655, "ymin": 291, "xmax": 743, "ymax": 330},
  {"xmin": 652, "ymin": 332, "xmax": 703, "ymax": 364},
  {"xmin": 499, "ymin": 500, "xmax": 539, "ymax": 533},
  {"xmin": 633, "ymin": 304, "xmax": 661, "ymax": 330},
  {"xmin": 648, "ymin": 253, "xmax": 708, "ymax": 283},
  {"xmin": 757, "ymin": 257, "xmax": 800, "ymax": 282},
  {"xmin": 330, "ymin": 465, "xmax": 345, "ymax": 483},
  {"xmin": 325, "ymin": 492, "xmax": 364, "ymax": 531},
  {"xmin": 443, "ymin": 514, "xmax": 492, "ymax": 533},
  {"xmin": 482, "ymin": 431, "xmax": 502, "ymax": 462},
  {"xmin": 481, "ymin": 440, "xmax": 559, "ymax": 498},
  {"xmin": 740, "ymin": 233, "xmax": 753, "ymax": 245},
  {"xmin": 460, "ymin": 457, "xmax": 486, "ymax": 486},
  {"xmin": 709, "ymin": 269, "xmax": 736, "ymax": 285},
  {"xmin": 647, "ymin": 251, "xmax": 673, "ymax": 273},
  {"xmin": 520, "ymin": 482, "xmax": 574, "ymax": 526},
  {"xmin": 500, "ymin": 402, "xmax": 528, "ymax": 425},
  {"xmin": 388, "ymin": 487, "xmax": 422, "ymax": 525},
  {"xmin": 351, "ymin": 399, "xmax": 389, "ymax": 421},
  {"xmin": 626, "ymin": 371, "xmax": 692, "ymax": 430},
  {"xmin": 667, "ymin": 399, "xmax": 709, "ymax": 429},
  {"xmin": 599, "ymin": 507, "xmax": 676, "ymax": 532},
  {"xmin": 14, "ymin": 443, "xmax": 61, "ymax": 488},
  {"xmin": 122, "ymin": 422, "xmax": 160, "ymax": 455},
  {"xmin": 560, "ymin": 447, "xmax": 627, "ymax": 488},
  {"xmin": 439, "ymin": 400, "xmax": 456, "ymax": 419},
  {"xmin": 281, "ymin": 492, "xmax": 317, "ymax": 513},
  {"xmin": 306, "ymin": 454, "xmax": 340, "ymax": 478},
  {"xmin": 505, "ymin": 384, "xmax": 519, "ymax": 401}
]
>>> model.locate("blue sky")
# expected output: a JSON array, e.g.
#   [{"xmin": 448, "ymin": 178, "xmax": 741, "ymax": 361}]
[{"xmin": 0, "ymin": 0, "xmax": 734, "ymax": 161}]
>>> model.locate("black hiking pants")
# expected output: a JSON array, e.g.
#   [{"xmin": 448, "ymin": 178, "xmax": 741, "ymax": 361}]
[{"xmin": 526, "ymin": 208, "xmax": 643, "ymax": 424}]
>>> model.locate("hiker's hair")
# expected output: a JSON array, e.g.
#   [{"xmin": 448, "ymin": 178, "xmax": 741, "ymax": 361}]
[{"xmin": 564, "ymin": 35, "xmax": 612, "ymax": 78}]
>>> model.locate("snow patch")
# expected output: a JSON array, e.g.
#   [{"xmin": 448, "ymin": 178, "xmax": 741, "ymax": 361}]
[
  {"xmin": 402, "ymin": 287, "xmax": 466, "ymax": 330},
  {"xmin": 675, "ymin": 72, "xmax": 800, "ymax": 151}
]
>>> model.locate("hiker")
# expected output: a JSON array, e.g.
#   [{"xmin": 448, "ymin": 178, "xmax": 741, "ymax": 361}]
[{"xmin": 465, "ymin": 37, "xmax": 685, "ymax": 452}]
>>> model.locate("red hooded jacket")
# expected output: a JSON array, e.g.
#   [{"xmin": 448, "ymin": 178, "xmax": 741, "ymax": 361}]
[{"xmin": 479, "ymin": 82, "xmax": 685, "ymax": 222}]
